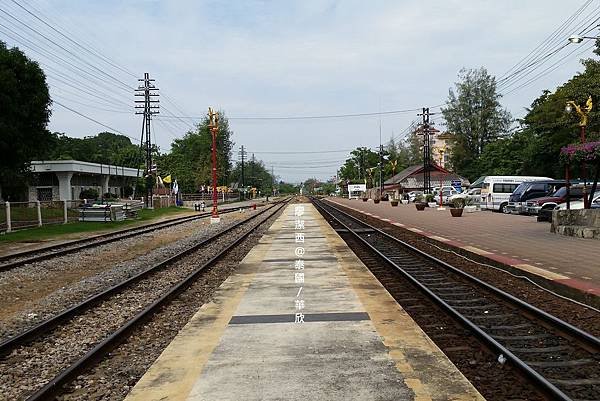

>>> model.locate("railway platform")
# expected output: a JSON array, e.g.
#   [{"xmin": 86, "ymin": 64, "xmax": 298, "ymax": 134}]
[
  {"xmin": 329, "ymin": 197, "xmax": 600, "ymax": 298},
  {"xmin": 125, "ymin": 203, "xmax": 484, "ymax": 401}
]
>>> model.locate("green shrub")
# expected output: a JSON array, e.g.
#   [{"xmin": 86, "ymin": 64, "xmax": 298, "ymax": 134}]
[
  {"xmin": 79, "ymin": 188, "xmax": 99, "ymax": 200},
  {"xmin": 452, "ymin": 198, "xmax": 466, "ymax": 208}
]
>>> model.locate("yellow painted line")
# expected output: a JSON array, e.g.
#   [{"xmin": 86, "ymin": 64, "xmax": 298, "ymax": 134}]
[
  {"xmin": 429, "ymin": 235, "xmax": 450, "ymax": 242},
  {"xmin": 513, "ymin": 263, "xmax": 569, "ymax": 281},
  {"xmin": 393, "ymin": 222, "xmax": 405, "ymax": 227},
  {"xmin": 381, "ymin": 218, "xmax": 391, "ymax": 222},
  {"xmin": 125, "ymin": 227, "xmax": 275, "ymax": 401},
  {"xmin": 372, "ymin": 215, "xmax": 380, "ymax": 218},
  {"xmin": 462, "ymin": 246, "xmax": 492, "ymax": 256},
  {"xmin": 408, "ymin": 227, "xmax": 424, "ymax": 233},
  {"xmin": 321, "ymin": 218, "xmax": 485, "ymax": 401}
]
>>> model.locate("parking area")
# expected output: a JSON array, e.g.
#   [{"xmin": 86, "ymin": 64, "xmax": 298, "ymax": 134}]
[{"xmin": 329, "ymin": 197, "xmax": 600, "ymax": 295}]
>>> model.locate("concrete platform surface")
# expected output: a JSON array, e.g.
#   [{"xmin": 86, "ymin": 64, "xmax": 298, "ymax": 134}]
[
  {"xmin": 329, "ymin": 197, "xmax": 600, "ymax": 297},
  {"xmin": 125, "ymin": 203, "xmax": 484, "ymax": 401}
]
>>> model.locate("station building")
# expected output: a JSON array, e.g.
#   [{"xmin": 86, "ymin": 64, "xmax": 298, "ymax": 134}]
[
  {"xmin": 384, "ymin": 164, "xmax": 469, "ymax": 197},
  {"xmin": 28, "ymin": 160, "xmax": 140, "ymax": 201}
]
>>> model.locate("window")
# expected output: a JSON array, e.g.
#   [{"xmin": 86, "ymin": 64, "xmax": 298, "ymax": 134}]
[
  {"xmin": 37, "ymin": 188, "xmax": 53, "ymax": 201},
  {"xmin": 529, "ymin": 183, "xmax": 547, "ymax": 192},
  {"xmin": 493, "ymin": 183, "xmax": 519, "ymax": 193}
]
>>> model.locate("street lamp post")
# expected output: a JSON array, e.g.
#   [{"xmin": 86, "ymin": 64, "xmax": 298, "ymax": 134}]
[
  {"xmin": 437, "ymin": 148, "xmax": 446, "ymax": 211},
  {"xmin": 208, "ymin": 107, "xmax": 220, "ymax": 223},
  {"xmin": 565, "ymin": 96, "xmax": 593, "ymax": 208}
]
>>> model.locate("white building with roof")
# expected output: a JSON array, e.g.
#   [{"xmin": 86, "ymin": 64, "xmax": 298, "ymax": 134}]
[{"xmin": 28, "ymin": 160, "xmax": 140, "ymax": 201}]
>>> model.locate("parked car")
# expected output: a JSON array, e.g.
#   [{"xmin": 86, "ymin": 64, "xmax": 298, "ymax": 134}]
[
  {"xmin": 506, "ymin": 180, "xmax": 567, "ymax": 214},
  {"xmin": 449, "ymin": 188, "xmax": 481, "ymax": 204},
  {"xmin": 480, "ymin": 176, "xmax": 553, "ymax": 213},
  {"xmin": 406, "ymin": 191, "xmax": 423, "ymax": 202},
  {"xmin": 555, "ymin": 191, "xmax": 600, "ymax": 210},
  {"xmin": 432, "ymin": 186, "xmax": 460, "ymax": 204},
  {"xmin": 526, "ymin": 185, "xmax": 585, "ymax": 216},
  {"xmin": 538, "ymin": 190, "xmax": 600, "ymax": 222}
]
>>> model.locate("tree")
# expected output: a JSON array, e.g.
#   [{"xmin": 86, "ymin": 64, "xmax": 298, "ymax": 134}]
[
  {"xmin": 158, "ymin": 111, "xmax": 234, "ymax": 193},
  {"xmin": 278, "ymin": 181, "xmax": 300, "ymax": 194},
  {"xmin": 229, "ymin": 157, "xmax": 273, "ymax": 195},
  {"xmin": 47, "ymin": 132, "xmax": 143, "ymax": 168},
  {"xmin": 475, "ymin": 53, "xmax": 600, "ymax": 181},
  {"xmin": 442, "ymin": 67, "xmax": 512, "ymax": 179},
  {"xmin": 0, "ymin": 42, "xmax": 52, "ymax": 199},
  {"xmin": 337, "ymin": 147, "xmax": 379, "ymax": 185}
]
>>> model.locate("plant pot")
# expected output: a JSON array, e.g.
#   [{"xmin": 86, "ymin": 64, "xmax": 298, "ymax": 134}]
[
  {"xmin": 374, "ymin": 199, "xmax": 380, "ymax": 204},
  {"xmin": 362, "ymin": 198, "xmax": 368, "ymax": 202},
  {"xmin": 450, "ymin": 208, "xmax": 464, "ymax": 217},
  {"xmin": 390, "ymin": 201, "xmax": 398, "ymax": 207},
  {"xmin": 415, "ymin": 203, "xmax": 426, "ymax": 211},
  {"xmin": 401, "ymin": 199, "xmax": 409, "ymax": 205},
  {"xmin": 428, "ymin": 202, "xmax": 437, "ymax": 208}
]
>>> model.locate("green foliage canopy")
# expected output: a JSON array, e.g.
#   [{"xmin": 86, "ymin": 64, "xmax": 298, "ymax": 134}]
[
  {"xmin": 157, "ymin": 111, "xmax": 234, "ymax": 193},
  {"xmin": 442, "ymin": 67, "xmax": 512, "ymax": 179},
  {"xmin": 0, "ymin": 42, "xmax": 52, "ymax": 198}
]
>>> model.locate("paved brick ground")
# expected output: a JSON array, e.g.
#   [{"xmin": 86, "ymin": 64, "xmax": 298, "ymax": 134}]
[{"xmin": 329, "ymin": 197, "xmax": 600, "ymax": 296}]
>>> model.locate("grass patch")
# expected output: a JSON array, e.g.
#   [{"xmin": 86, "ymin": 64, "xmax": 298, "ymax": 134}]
[{"xmin": 0, "ymin": 206, "xmax": 193, "ymax": 244}]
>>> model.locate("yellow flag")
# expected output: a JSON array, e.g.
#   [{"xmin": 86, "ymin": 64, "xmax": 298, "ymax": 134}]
[{"xmin": 163, "ymin": 175, "xmax": 172, "ymax": 184}]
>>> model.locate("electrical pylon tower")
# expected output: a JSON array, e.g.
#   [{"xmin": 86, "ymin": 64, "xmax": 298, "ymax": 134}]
[{"xmin": 135, "ymin": 73, "xmax": 160, "ymax": 208}]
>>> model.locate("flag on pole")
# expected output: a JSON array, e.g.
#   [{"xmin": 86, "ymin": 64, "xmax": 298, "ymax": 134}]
[{"xmin": 163, "ymin": 175, "xmax": 172, "ymax": 184}]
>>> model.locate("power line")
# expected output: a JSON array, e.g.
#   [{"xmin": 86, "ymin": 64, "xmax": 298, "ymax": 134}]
[
  {"xmin": 53, "ymin": 100, "xmax": 137, "ymax": 141},
  {"xmin": 0, "ymin": 6, "xmax": 134, "ymax": 91},
  {"xmin": 156, "ymin": 107, "xmax": 427, "ymax": 121},
  {"xmin": 499, "ymin": 0, "xmax": 594, "ymax": 80},
  {"xmin": 248, "ymin": 149, "xmax": 354, "ymax": 154}
]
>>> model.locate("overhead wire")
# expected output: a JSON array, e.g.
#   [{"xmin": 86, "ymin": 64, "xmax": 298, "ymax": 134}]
[
  {"xmin": 499, "ymin": 0, "xmax": 593, "ymax": 80},
  {"xmin": 53, "ymin": 100, "xmax": 137, "ymax": 141}
]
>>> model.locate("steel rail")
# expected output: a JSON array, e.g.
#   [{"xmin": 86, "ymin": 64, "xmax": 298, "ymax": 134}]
[
  {"xmin": 21, "ymin": 198, "xmax": 289, "ymax": 401},
  {"xmin": 0, "ymin": 200, "xmax": 283, "ymax": 357},
  {"xmin": 312, "ymin": 197, "xmax": 600, "ymax": 401},
  {"xmin": 0, "ymin": 203, "xmax": 259, "ymax": 272}
]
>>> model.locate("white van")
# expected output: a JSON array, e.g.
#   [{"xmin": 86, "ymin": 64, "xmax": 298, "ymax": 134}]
[{"xmin": 480, "ymin": 176, "xmax": 552, "ymax": 213}]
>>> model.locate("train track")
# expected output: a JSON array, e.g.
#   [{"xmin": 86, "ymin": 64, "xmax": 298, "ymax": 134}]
[
  {"xmin": 0, "ymin": 198, "xmax": 289, "ymax": 401},
  {"xmin": 0, "ymin": 203, "xmax": 261, "ymax": 272},
  {"xmin": 312, "ymin": 197, "xmax": 600, "ymax": 401}
]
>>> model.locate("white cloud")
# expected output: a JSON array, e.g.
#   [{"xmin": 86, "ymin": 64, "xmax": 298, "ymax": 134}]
[{"xmin": 7, "ymin": 0, "xmax": 593, "ymax": 181}]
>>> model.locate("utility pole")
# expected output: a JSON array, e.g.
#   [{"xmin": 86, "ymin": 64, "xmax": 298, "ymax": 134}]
[
  {"xmin": 238, "ymin": 145, "xmax": 246, "ymax": 200},
  {"xmin": 135, "ymin": 73, "xmax": 159, "ymax": 209},
  {"xmin": 417, "ymin": 107, "xmax": 435, "ymax": 194},
  {"xmin": 251, "ymin": 153, "xmax": 256, "ymax": 191},
  {"xmin": 271, "ymin": 166, "xmax": 275, "ymax": 197},
  {"xmin": 208, "ymin": 107, "xmax": 220, "ymax": 223},
  {"xmin": 379, "ymin": 144, "xmax": 384, "ymax": 197},
  {"xmin": 379, "ymin": 116, "xmax": 383, "ymax": 197}
]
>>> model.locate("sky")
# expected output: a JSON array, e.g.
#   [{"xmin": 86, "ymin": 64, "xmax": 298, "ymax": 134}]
[{"xmin": 2, "ymin": 0, "xmax": 599, "ymax": 182}]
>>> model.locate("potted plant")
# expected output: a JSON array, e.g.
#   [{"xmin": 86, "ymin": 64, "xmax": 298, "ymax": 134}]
[
  {"xmin": 426, "ymin": 194, "xmax": 437, "ymax": 208},
  {"xmin": 390, "ymin": 197, "xmax": 399, "ymax": 207},
  {"xmin": 361, "ymin": 192, "xmax": 368, "ymax": 202},
  {"xmin": 463, "ymin": 197, "xmax": 477, "ymax": 213},
  {"xmin": 373, "ymin": 196, "xmax": 381, "ymax": 204},
  {"xmin": 450, "ymin": 198, "xmax": 465, "ymax": 217},
  {"xmin": 414, "ymin": 194, "xmax": 426, "ymax": 211}
]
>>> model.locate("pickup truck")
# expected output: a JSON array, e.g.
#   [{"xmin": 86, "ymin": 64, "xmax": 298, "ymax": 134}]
[{"xmin": 527, "ymin": 186, "xmax": 587, "ymax": 221}]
